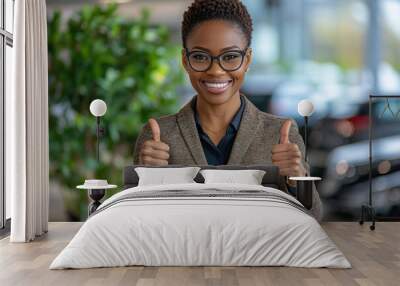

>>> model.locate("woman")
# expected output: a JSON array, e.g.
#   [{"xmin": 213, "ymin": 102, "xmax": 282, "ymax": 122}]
[{"xmin": 133, "ymin": 0, "xmax": 322, "ymax": 220}]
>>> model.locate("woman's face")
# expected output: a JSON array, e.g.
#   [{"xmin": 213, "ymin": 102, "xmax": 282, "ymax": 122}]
[{"xmin": 182, "ymin": 20, "xmax": 252, "ymax": 106}]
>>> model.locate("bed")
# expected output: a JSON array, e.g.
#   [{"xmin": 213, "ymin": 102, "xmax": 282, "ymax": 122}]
[{"xmin": 50, "ymin": 165, "xmax": 351, "ymax": 269}]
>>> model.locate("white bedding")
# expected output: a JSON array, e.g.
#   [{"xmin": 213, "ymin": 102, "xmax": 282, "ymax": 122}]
[{"xmin": 50, "ymin": 183, "xmax": 351, "ymax": 269}]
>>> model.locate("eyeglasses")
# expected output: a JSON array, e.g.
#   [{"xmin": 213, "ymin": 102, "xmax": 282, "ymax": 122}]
[{"xmin": 185, "ymin": 48, "xmax": 248, "ymax": 72}]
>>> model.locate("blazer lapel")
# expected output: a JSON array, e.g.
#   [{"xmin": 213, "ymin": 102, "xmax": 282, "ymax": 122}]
[
  {"xmin": 227, "ymin": 96, "xmax": 262, "ymax": 165},
  {"xmin": 176, "ymin": 97, "xmax": 208, "ymax": 165}
]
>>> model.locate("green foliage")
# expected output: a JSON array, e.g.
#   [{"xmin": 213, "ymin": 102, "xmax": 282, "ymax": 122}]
[{"xmin": 48, "ymin": 4, "xmax": 183, "ymax": 219}]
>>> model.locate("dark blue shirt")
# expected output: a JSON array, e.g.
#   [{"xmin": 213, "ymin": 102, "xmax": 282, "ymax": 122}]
[{"xmin": 192, "ymin": 96, "xmax": 245, "ymax": 165}]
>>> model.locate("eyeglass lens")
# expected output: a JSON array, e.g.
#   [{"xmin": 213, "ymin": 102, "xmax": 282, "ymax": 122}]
[{"xmin": 188, "ymin": 51, "xmax": 244, "ymax": 72}]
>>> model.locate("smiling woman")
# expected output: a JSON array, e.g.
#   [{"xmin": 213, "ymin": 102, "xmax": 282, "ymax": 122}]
[
  {"xmin": 133, "ymin": 0, "xmax": 323, "ymax": 220},
  {"xmin": 182, "ymin": 17, "xmax": 252, "ymax": 146},
  {"xmin": 183, "ymin": 20, "xmax": 251, "ymax": 104},
  {"xmin": 181, "ymin": 2, "xmax": 252, "ymax": 117}
]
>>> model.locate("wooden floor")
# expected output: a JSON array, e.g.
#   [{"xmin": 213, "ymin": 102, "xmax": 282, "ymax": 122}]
[{"xmin": 0, "ymin": 222, "xmax": 399, "ymax": 286}]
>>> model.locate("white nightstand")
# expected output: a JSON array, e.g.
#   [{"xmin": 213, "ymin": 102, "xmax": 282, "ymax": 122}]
[
  {"xmin": 289, "ymin": 176, "xmax": 321, "ymax": 209},
  {"xmin": 77, "ymin": 180, "xmax": 117, "ymax": 215}
]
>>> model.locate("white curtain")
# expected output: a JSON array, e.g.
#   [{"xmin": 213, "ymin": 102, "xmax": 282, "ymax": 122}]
[{"xmin": 7, "ymin": 0, "xmax": 49, "ymax": 242}]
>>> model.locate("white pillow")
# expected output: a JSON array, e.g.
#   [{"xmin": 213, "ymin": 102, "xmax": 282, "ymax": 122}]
[
  {"xmin": 135, "ymin": 167, "xmax": 201, "ymax": 186},
  {"xmin": 200, "ymin": 169, "xmax": 266, "ymax": 185}
]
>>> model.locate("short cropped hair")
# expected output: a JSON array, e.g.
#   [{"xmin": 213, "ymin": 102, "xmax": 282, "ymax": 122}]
[{"xmin": 181, "ymin": 0, "xmax": 253, "ymax": 48}]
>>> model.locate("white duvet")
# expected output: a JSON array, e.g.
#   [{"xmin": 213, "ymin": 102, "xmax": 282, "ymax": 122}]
[{"xmin": 50, "ymin": 183, "xmax": 351, "ymax": 269}]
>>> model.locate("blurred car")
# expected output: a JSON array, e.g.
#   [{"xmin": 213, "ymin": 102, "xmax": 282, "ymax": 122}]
[
  {"xmin": 323, "ymin": 171, "xmax": 400, "ymax": 220},
  {"xmin": 308, "ymin": 98, "xmax": 400, "ymax": 177},
  {"xmin": 320, "ymin": 134, "xmax": 400, "ymax": 220},
  {"xmin": 311, "ymin": 99, "xmax": 400, "ymax": 149}
]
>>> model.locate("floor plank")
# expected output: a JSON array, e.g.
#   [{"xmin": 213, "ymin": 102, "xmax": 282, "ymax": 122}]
[{"xmin": 0, "ymin": 222, "xmax": 399, "ymax": 286}]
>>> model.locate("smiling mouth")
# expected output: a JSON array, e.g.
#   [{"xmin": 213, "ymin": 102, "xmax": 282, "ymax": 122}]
[{"xmin": 201, "ymin": 80, "xmax": 233, "ymax": 94}]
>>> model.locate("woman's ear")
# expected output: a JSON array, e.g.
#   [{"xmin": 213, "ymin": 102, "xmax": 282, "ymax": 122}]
[
  {"xmin": 244, "ymin": 47, "xmax": 253, "ymax": 72},
  {"xmin": 181, "ymin": 48, "xmax": 190, "ymax": 73}
]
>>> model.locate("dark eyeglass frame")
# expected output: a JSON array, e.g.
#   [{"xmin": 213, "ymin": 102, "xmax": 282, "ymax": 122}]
[{"xmin": 185, "ymin": 47, "xmax": 249, "ymax": 72}]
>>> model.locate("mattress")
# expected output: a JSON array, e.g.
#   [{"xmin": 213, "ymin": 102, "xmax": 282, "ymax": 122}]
[{"xmin": 50, "ymin": 183, "xmax": 351, "ymax": 269}]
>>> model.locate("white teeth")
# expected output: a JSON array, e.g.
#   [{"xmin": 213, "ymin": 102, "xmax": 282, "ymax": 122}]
[{"xmin": 204, "ymin": 82, "xmax": 230, "ymax": 89}]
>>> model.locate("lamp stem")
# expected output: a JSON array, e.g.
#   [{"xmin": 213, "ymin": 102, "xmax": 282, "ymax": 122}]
[
  {"xmin": 96, "ymin": 116, "xmax": 100, "ymax": 163},
  {"xmin": 304, "ymin": 116, "xmax": 309, "ymax": 174}
]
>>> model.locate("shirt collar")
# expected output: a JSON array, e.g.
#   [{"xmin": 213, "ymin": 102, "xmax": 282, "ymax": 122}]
[{"xmin": 191, "ymin": 95, "xmax": 245, "ymax": 132}]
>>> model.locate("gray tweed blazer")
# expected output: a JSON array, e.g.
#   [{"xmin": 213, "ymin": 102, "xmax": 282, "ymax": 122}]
[{"xmin": 133, "ymin": 95, "xmax": 323, "ymax": 220}]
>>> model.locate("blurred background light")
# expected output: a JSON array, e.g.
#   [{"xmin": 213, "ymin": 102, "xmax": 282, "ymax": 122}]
[
  {"xmin": 336, "ymin": 160, "xmax": 349, "ymax": 176},
  {"xmin": 378, "ymin": 160, "xmax": 392, "ymax": 175}
]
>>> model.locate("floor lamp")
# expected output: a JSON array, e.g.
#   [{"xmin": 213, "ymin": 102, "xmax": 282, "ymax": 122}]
[
  {"xmin": 80, "ymin": 99, "xmax": 110, "ymax": 215},
  {"xmin": 289, "ymin": 100, "xmax": 321, "ymax": 210}
]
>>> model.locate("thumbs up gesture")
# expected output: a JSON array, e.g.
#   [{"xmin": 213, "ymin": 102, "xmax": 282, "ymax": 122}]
[
  {"xmin": 139, "ymin": 118, "xmax": 170, "ymax": 166},
  {"xmin": 272, "ymin": 120, "xmax": 306, "ymax": 183}
]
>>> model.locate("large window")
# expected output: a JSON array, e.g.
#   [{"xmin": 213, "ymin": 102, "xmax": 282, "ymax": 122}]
[{"xmin": 1, "ymin": 0, "xmax": 14, "ymax": 230}]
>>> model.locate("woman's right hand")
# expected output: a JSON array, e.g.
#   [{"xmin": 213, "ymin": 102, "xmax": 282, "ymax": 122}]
[{"xmin": 139, "ymin": 118, "xmax": 170, "ymax": 166}]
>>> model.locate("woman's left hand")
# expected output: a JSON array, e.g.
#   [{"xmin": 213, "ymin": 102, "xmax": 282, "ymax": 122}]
[{"xmin": 271, "ymin": 120, "xmax": 307, "ymax": 185}]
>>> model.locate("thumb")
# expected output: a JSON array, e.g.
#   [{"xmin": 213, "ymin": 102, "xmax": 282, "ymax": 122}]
[
  {"xmin": 279, "ymin": 120, "xmax": 292, "ymax": 144},
  {"xmin": 148, "ymin": 118, "xmax": 160, "ymax": 142}
]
